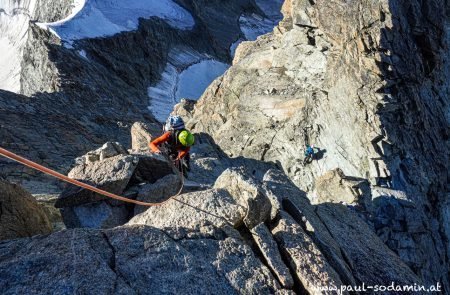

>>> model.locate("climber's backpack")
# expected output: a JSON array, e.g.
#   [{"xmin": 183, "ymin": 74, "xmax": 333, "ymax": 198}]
[{"xmin": 164, "ymin": 115, "xmax": 185, "ymax": 132}]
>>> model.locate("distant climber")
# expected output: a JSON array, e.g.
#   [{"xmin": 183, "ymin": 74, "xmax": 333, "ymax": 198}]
[
  {"xmin": 303, "ymin": 144, "xmax": 321, "ymax": 164},
  {"xmin": 149, "ymin": 115, "xmax": 194, "ymax": 177}
]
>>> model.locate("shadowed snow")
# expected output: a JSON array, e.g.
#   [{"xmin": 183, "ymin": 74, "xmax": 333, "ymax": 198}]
[
  {"xmin": 176, "ymin": 60, "xmax": 228, "ymax": 99},
  {"xmin": 148, "ymin": 52, "xmax": 228, "ymax": 122}
]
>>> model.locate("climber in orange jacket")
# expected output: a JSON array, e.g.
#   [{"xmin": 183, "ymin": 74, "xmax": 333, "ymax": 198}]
[{"xmin": 149, "ymin": 115, "xmax": 194, "ymax": 175}]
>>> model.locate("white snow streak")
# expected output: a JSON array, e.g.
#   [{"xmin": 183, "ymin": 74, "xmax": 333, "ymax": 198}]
[
  {"xmin": 0, "ymin": 1, "xmax": 38, "ymax": 92},
  {"xmin": 37, "ymin": 0, "xmax": 195, "ymax": 42}
]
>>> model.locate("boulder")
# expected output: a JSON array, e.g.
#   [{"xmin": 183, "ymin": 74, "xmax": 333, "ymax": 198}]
[
  {"xmin": 311, "ymin": 169, "xmax": 370, "ymax": 206},
  {"xmin": 214, "ymin": 168, "xmax": 271, "ymax": 229},
  {"xmin": 128, "ymin": 188, "xmax": 246, "ymax": 237},
  {"xmin": 0, "ymin": 180, "xmax": 52, "ymax": 241},
  {"xmin": 134, "ymin": 174, "xmax": 182, "ymax": 215},
  {"xmin": 251, "ymin": 222, "xmax": 294, "ymax": 288},
  {"xmin": 262, "ymin": 169, "xmax": 357, "ymax": 286},
  {"xmin": 130, "ymin": 122, "xmax": 162, "ymax": 152},
  {"xmin": 74, "ymin": 142, "xmax": 129, "ymax": 165},
  {"xmin": 187, "ymin": 0, "xmax": 450, "ymax": 286},
  {"xmin": 56, "ymin": 142, "xmax": 177, "ymax": 229},
  {"xmin": 56, "ymin": 154, "xmax": 138, "ymax": 208},
  {"xmin": 0, "ymin": 225, "xmax": 283, "ymax": 294},
  {"xmin": 272, "ymin": 211, "xmax": 344, "ymax": 294}
]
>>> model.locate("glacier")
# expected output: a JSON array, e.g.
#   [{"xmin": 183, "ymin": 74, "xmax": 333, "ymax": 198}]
[{"xmin": 37, "ymin": 0, "xmax": 195, "ymax": 43}]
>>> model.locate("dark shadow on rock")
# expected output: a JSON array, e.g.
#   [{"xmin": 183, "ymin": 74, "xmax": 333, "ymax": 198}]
[
  {"xmin": 190, "ymin": 132, "xmax": 282, "ymax": 185},
  {"xmin": 371, "ymin": 0, "xmax": 449, "ymax": 290}
]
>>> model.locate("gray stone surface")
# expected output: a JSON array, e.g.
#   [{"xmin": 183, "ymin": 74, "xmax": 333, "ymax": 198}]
[
  {"xmin": 0, "ymin": 0, "xmax": 449, "ymax": 293},
  {"xmin": 0, "ymin": 0, "xmax": 266, "ymax": 194},
  {"xmin": 55, "ymin": 144, "xmax": 177, "ymax": 229},
  {"xmin": 214, "ymin": 168, "xmax": 271, "ymax": 229},
  {"xmin": 262, "ymin": 169, "xmax": 357, "ymax": 286},
  {"xmin": 129, "ymin": 188, "xmax": 246, "ymax": 235},
  {"xmin": 188, "ymin": 0, "xmax": 450, "ymax": 288},
  {"xmin": 56, "ymin": 154, "xmax": 137, "ymax": 208},
  {"xmin": 272, "ymin": 211, "xmax": 344, "ymax": 295},
  {"xmin": 315, "ymin": 203, "xmax": 421, "ymax": 286},
  {"xmin": 0, "ymin": 180, "xmax": 52, "ymax": 241},
  {"xmin": 130, "ymin": 122, "xmax": 162, "ymax": 152},
  {"xmin": 134, "ymin": 174, "xmax": 182, "ymax": 215},
  {"xmin": 251, "ymin": 222, "xmax": 294, "ymax": 288},
  {"xmin": 311, "ymin": 168, "xmax": 370, "ymax": 206},
  {"xmin": 0, "ymin": 225, "xmax": 282, "ymax": 294}
]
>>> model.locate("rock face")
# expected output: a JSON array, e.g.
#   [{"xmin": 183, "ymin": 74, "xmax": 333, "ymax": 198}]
[
  {"xmin": 0, "ymin": 0, "xmax": 268, "ymax": 193},
  {"xmin": 0, "ymin": 179, "xmax": 52, "ymax": 241},
  {"xmin": 312, "ymin": 168, "xmax": 371, "ymax": 206},
  {"xmin": 214, "ymin": 168, "xmax": 271, "ymax": 229},
  {"xmin": 130, "ymin": 122, "xmax": 162, "ymax": 152},
  {"xmin": 251, "ymin": 222, "xmax": 294, "ymax": 289},
  {"xmin": 0, "ymin": 165, "xmax": 427, "ymax": 293},
  {"xmin": 186, "ymin": 0, "xmax": 450, "ymax": 289},
  {"xmin": 1, "ymin": 0, "xmax": 449, "ymax": 293},
  {"xmin": 128, "ymin": 168, "xmax": 422, "ymax": 293},
  {"xmin": 0, "ymin": 225, "xmax": 282, "ymax": 294},
  {"xmin": 272, "ymin": 211, "xmax": 344, "ymax": 294},
  {"xmin": 55, "ymin": 142, "xmax": 180, "ymax": 229}
]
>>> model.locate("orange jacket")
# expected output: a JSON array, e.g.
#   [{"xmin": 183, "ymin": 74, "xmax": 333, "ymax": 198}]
[{"xmin": 149, "ymin": 131, "xmax": 190, "ymax": 160}]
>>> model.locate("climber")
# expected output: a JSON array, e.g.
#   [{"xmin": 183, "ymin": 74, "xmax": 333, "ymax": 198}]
[
  {"xmin": 303, "ymin": 144, "xmax": 320, "ymax": 164},
  {"xmin": 149, "ymin": 115, "xmax": 194, "ymax": 177}
]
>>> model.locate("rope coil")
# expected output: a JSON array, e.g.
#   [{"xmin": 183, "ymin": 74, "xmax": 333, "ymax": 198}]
[{"xmin": 0, "ymin": 146, "xmax": 183, "ymax": 207}]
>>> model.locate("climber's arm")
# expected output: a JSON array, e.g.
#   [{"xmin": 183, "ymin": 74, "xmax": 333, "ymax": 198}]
[
  {"xmin": 177, "ymin": 147, "xmax": 190, "ymax": 160},
  {"xmin": 149, "ymin": 132, "xmax": 170, "ymax": 153}
]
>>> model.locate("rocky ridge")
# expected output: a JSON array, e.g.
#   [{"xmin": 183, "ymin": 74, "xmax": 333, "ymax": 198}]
[
  {"xmin": 0, "ymin": 158, "xmax": 422, "ymax": 294},
  {"xmin": 0, "ymin": 0, "xmax": 448, "ymax": 294},
  {"xmin": 185, "ymin": 0, "xmax": 450, "ymax": 289},
  {"xmin": 0, "ymin": 0, "xmax": 273, "ymax": 193}
]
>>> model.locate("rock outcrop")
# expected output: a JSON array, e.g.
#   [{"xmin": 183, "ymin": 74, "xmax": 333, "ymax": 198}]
[
  {"xmin": 0, "ymin": 179, "xmax": 52, "ymax": 241},
  {"xmin": 128, "ymin": 168, "xmax": 421, "ymax": 293},
  {"xmin": 185, "ymin": 0, "xmax": 449, "ymax": 289},
  {"xmin": 0, "ymin": 159, "xmax": 427, "ymax": 294},
  {"xmin": 0, "ymin": 0, "xmax": 271, "ymax": 193},
  {"xmin": 130, "ymin": 122, "xmax": 162, "ymax": 152},
  {"xmin": 0, "ymin": 225, "xmax": 282, "ymax": 294},
  {"xmin": 55, "ymin": 142, "xmax": 180, "ymax": 229},
  {"xmin": 0, "ymin": 0, "xmax": 448, "ymax": 293}
]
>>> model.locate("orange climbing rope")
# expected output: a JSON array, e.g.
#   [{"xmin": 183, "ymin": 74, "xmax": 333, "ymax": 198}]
[{"xmin": 0, "ymin": 146, "xmax": 183, "ymax": 207}]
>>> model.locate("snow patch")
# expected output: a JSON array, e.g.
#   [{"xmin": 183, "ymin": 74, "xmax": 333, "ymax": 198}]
[
  {"xmin": 78, "ymin": 49, "xmax": 88, "ymax": 59},
  {"xmin": 232, "ymin": 0, "xmax": 283, "ymax": 57},
  {"xmin": 176, "ymin": 60, "xmax": 228, "ymax": 99},
  {"xmin": 0, "ymin": 1, "xmax": 38, "ymax": 92},
  {"xmin": 37, "ymin": 0, "xmax": 195, "ymax": 42},
  {"xmin": 148, "ymin": 63, "xmax": 178, "ymax": 122},
  {"xmin": 148, "ymin": 48, "xmax": 228, "ymax": 122}
]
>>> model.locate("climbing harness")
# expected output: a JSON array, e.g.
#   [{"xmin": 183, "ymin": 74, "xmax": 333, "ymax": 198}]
[{"xmin": 0, "ymin": 146, "xmax": 184, "ymax": 207}]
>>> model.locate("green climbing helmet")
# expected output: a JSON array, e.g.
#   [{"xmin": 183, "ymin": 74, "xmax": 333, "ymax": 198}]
[{"xmin": 178, "ymin": 130, "xmax": 194, "ymax": 147}]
